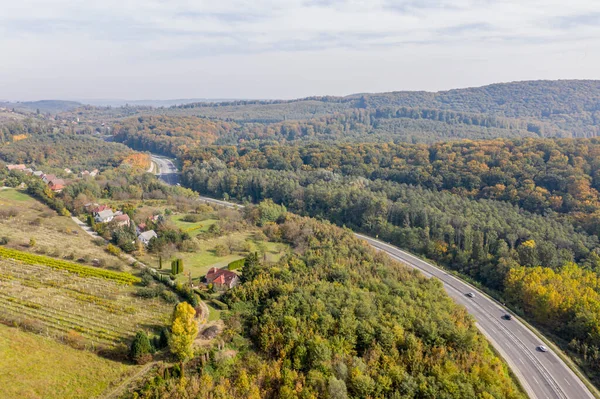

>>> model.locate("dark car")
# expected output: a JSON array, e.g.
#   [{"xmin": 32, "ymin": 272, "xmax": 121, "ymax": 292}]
[{"xmin": 503, "ymin": 313, "xmax": 512, "ymax": 320}]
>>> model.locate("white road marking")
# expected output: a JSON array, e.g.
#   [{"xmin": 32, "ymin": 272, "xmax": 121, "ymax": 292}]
[{"xmin": 564, "ymin": 378, "xmax": 571, "ymax": 386}]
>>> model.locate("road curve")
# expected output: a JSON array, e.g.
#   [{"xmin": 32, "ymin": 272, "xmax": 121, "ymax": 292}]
[{"xmin": 151, "ymin": 155, "xmax": 594, "ymax": 399}]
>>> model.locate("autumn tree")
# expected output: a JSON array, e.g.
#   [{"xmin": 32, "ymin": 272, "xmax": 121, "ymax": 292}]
[{"xmin": 169, "ymin": 302, "xmax": 198, "ymax": 373}]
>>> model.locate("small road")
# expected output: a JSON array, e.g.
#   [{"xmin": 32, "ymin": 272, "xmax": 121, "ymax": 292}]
[{"xmin": 150, "ymin": 153, "xmax": 596, "ymax": 399}]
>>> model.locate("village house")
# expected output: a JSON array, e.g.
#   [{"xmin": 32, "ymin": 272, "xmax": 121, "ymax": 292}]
[
  {"xmin": 113, "ymin": 214, "xmax": 131, "ymax": 227},
  {"xmin": 205, "ymin": 267, "xmax": 240, "ymax": 290},
  {"xmin": 137, "ymin": 230, "xmax": 157, "ymax": 246},
  {"xmin": 94, "ymin": 209, "xmax": 118, "ymax": 223},
  {"xmin": 41, "ymin": 174, "xmax": 57, "ymax": 184},
  {"xmin": 32, "ymin": 171, "xmax": 44, "ymax": 177},
  {"xmin": 48, "ymin": 179, "xmax": 66, "ymax": 192}
]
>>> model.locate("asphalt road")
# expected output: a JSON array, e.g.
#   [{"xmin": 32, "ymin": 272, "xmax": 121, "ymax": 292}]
[{"xmin": 151, "ymin": 154, "xmax": 594, "ymax": 399}]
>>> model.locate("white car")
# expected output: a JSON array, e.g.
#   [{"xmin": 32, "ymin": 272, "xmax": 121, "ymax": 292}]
[
  {"xmin": 538, "ymin": 345, "xmax": 548, "ymax": 352},
  {"xmin": 466, "ymin": 292, "xmax": 475, "ymax": 298}
]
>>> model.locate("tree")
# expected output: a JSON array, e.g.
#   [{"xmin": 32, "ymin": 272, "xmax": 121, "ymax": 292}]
[
  {"xmin": 130, "ymin": 330, "xmax": 153, "ymax": 364},
  {"xmin": 241, "ymin": 252, "xmax": 261, "ymax": 282},
  {"xmin": 169, "ymin": 302, "xmax": 198, "ymax": 373}
]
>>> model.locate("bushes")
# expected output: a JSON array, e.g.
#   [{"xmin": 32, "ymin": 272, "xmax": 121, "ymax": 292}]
[
  {"xmin": 210, "ymin": 299, "xmax": 229, "ymax": 311},
  {"xmin": 160, "ymin": 290, "xmax": 179, "ymax": 304},
  {"xmin": 227, "ymin": 258, "xmax": 245, "ymax": 270},
  {"xmin": 182, "ymin": 214, "xmax": 203, "ymax": 223}
]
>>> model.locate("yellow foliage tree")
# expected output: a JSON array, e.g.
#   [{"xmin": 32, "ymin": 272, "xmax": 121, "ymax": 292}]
[{"xmin": 169, "ymin": 302, "xmax": 198, "ymax": 373}]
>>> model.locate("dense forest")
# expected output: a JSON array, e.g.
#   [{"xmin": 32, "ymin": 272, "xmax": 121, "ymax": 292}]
[
  {"xmin": 130, "ymin": 210, "xmax": 525, "ymax": 398},
  {"xmin": 0, "ymin": 134, "xmax": 136, "ymax": 172},
  {"xmin": 178, "ymin": 138, "xmax": 600, "ymax": 379}
]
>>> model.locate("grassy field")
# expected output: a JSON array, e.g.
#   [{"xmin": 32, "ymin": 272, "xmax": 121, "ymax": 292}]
[
  {"xmin": 170, "ymin": 214, "xmax": 218, "ymax": 236},
  {"xmin": 0, "ymin": 324, "xmax": 134, "ymax": 399},
  {"xmin": 0, "ymin": 188, "xmax": 130, "ymax": 271},
  {"xmin": 141, "ymin": 231, "xmax": 287, "ymax": 284}
]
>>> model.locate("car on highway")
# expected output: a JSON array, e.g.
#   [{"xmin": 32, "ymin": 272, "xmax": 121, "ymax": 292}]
[
  {"xmin": 538, "ymin": 345, "xmax": 548, "ymax": 352},
  {"xmin": 466, "ymin": 292, "xmax": 475, "ymax": 298},
  {"xmin": 503, "ymin": 313, "xmax": 513, "ymax": 320}
]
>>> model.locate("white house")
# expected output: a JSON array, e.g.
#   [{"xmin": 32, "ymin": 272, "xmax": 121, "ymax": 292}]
[
  {"xmin": 137, "ymin": 230, "xmax": 157, "ymax": 245},
  {"xmin": 95, "ymin": 209, "xmax": 116, "ymax": 223}
]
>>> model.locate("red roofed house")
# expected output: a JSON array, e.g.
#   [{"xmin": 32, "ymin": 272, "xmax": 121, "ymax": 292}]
[
  {"xmin": 113, "ymin": 214, "xmax": 131, "ymax": 227},
  {"xmin": 42, "ymin": 174, "xmax": 57, "ymax": 184},
  {"xmin": 48, "ymin": 179, "xmax": 66, "ymax": 192},
  {"xmin": 205, "ymin": 267, "xmax": 240, "ymax": 290}
]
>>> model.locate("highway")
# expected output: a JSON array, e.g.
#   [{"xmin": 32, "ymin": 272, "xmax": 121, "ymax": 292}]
[{"xmin": 151, "ymin": 154, "xmax": 595, "ymax": 399}]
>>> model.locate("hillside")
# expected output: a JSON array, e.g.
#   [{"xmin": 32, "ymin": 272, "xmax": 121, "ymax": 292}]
[{"xmin": 0, "ymin": 100, "xmax": 82, "ymax": 114}]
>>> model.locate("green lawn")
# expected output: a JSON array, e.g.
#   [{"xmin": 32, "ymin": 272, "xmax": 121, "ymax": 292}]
[
  {"xmin": 206, "ymin": 302, "xmax": 223, "ymax": 322},
  {"xmin": 170, "ymin": 215, "xmax": 218, "ymax": 236},
  {"xmin": 0, "ymin": 324, "xmax": 134, "ymax": 399},
  {"xmin": 0, "ymin": 188, "xmax": 33, "ymax": 202}
]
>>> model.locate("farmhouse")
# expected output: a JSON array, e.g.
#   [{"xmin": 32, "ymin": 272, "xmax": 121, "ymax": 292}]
[{"xmin": 205, "ymin": 267, "xmax": 240, "ymax": 290}]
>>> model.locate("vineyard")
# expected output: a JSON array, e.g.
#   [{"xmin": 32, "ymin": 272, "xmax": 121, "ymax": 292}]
[
  {"xmin": 0, "ymin": 246, "xmax": 139, "ymax": 284},
  {"xmin": 0, "ymin": 257, "xmax": 171, "ymax": 349}
]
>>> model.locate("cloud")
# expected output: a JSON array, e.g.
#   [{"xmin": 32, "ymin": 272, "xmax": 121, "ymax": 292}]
[{"xmin": 0, "ymin": 0, "xmax": 599, "ymax": 99}]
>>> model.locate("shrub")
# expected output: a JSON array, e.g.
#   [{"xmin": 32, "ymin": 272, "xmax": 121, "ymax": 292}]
[
  {"xmin": 214, "ymin": 244, "xmax": 230, "ymax": 257},
  {"xmin": 136, "ymin": 286, "xmax": 162, "ymax": 298},
  {"xmin": 130, "ymin": 331, "xmax": 153, "ymax": 364},
  {"xmin": 211, "ymin": 299, "xmax": 229, "ymax": 311},
  {"xmin": 161, "ymin": 290, "xmax": 179, "ymax": 304},
  {"xmin": 171, "ymin": 258, "xmax": 184, "ymax": 275},
  {"xmin": 228, "ymin": 258, "xmax": 245, "ymax": 270},
  {"xmin": 182, "ymin": 214, "xmax": 202, "ymax": 223},
  {"xmin": 64, "ymin": 330, "xmax": 86, "ymax": 350},
  {"xmin": 0, "ymin": 236, "xmax": 9, "ymax": 245},
  {"xmin": 106, "ymin": 243, "xmax": 121, "ymax": 256},
  {"xmin": 29, "ymin": 238, "xmax": 36, "ymax": 248}
]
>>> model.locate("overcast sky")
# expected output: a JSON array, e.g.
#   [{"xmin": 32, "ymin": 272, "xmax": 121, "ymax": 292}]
[{"xmin": 1, "ymin": 0, "xmax": 599, "ymax": 101}]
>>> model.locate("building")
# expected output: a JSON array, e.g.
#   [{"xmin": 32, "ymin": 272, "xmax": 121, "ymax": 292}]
[
  {"xmin": 137, "ymin": 230, "xmax": 157, "ymax": 245},
  {"xmin": 205, "ymin": 267, "xmax": 240, "ymax": 290},
  {"xmin": 48, "ymin": 179, "xmax": 66, "ymax": 192},
  {"xmin": 32, "ymin": 171, "xmax": 43, "ymax": 177},
  {"xmin": 94, "ymin": 209, "xmax": 116, "ymax": 223},
  {"xmin": 42, "ymin": 174, "xmax": 57, "ymax": 184},
  {"xmin": 113, "ymin": 214, "xmax": 131, "ymax": 227}
]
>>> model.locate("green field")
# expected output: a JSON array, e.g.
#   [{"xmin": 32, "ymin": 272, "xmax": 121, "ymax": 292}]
[
  {"xmin": 0, "ymin": 188, "xmax": 31, "ymax": 202},
  {"xmin": 170, "ymin": 214, "xmax": 218, "ymax": 236},
  {"xmin": 0, "ymin": 324, "xmax": 134, "ymax": 399}
]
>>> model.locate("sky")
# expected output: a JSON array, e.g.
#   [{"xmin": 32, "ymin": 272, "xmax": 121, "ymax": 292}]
[{"xmin": 1, "ymin": 0, "xmax": 599, "ymax": 101}]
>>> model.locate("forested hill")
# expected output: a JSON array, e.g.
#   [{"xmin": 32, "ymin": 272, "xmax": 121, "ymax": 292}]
[{"xmin": 127, "ymin": 80, "xmax": 600, "ymax": 139}]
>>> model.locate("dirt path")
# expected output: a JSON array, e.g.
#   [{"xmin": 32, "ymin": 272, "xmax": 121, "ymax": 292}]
[{"xmin": 99, "ymin": 361, "xmax": 160, "ymax": 399}]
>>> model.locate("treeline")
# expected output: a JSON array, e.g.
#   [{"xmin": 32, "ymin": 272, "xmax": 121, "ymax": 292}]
[
  {"xmin": 111, "ymin": 107, "xmax": 549, "ymax": 158},
  {"xmin": 182, "ymin": 139, "xmax": 600, "ymax": 226},
  {"xmin": 130, "ymin": 211, "xmax": 525, "ymax": 398}
]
